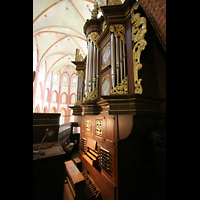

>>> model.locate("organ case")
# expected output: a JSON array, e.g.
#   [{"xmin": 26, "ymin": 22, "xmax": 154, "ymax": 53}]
[{"xmin": 70, "ymin": 1, "xmax": 166, "ymax": 200}]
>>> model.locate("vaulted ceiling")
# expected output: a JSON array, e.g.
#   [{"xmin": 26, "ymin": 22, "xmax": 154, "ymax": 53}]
[
  {"xmin": 33, "ymin": 0, "xmax": 107, "ymax": 77},
  {"xmin": 33, "ymin": 0, "xmax": 165, "ymax": 78}
]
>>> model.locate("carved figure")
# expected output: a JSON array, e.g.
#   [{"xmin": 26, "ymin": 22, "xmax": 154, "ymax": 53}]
[
  {"xmin": 75, "ymin": 49, "xmax": 83, "ymax": 61},
  {"xmin": 89, "ymin": 1, "xmax": 99, "ymax": 19}
]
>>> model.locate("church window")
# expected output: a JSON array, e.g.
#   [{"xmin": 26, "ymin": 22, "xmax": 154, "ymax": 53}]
[
  {"xmin": 63, "ymin": 75, "xmax": 68, "ymax": 82},
  {"xmin": 72, "ymin": 76, "xmax": 77, "ymax": 84}
]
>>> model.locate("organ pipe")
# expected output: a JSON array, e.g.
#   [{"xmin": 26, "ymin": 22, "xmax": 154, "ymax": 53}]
[
  {"xmin": 111, "ymin": 33, "xmax": 116, "ymax": 89},
  {"xmin": 123, "ymin": 42, "xmax": 126, "ymax": 78},
  {"xmin": 85, "ymin": 43, "xmax": 89, "ymax": 96},
  {"xmin": 115, "ymin": 36, "xmax": 120, "ymax": 85},
  {"xmin": 119, "ymin": 39, "xmax": 123, "ymax": 82},
  {"xmin": 92, "ymin": 45, "xmax": 96, "ymax": 90},
  {"xmin": 96, "ymin": 48, "xmax": 99, "ymax": 88},
  {"xmin": 88, "ymin": 40, "xmax": 93, "ymax": 93}
]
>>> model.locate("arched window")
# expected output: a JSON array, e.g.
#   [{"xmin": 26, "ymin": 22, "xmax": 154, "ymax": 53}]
[
  {"xmin": 54, "ymin": 73, "xmax": 58, "ymax": 81},
  {"xmin": 71, "ymin": 93, "xmax": 76, "ymax": 104},
  {"xmin": 63, "ymin": 75, "xmax": 68, "ymax": 82},
  {"xmin": 61, "ymin": 93, "xmax": 67, "ymax": 103},
  {"xmin": 59, "ymin": 108, "xmax": 66, "ymax": 125},
  {"xmin": 52, "ymin": 91, "xmax": 58, "ymax": 102},
  {"xmin": 72, "ymin": 76, "xmax": 77, "ymax": 84}
]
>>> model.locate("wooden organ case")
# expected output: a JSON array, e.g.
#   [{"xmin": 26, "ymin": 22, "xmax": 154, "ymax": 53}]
[{"xmin": 70, "ymin": 1, "xmax": 166, "ymax": 200}]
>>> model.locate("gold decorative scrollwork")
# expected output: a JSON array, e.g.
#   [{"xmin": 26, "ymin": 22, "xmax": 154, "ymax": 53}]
[
  {"xmin": 110, "ymin": 24, "xmax": 126, "ymax": 43},
  {"xmin": 110, "ymin": 77, "xmax": 128, "ymax": 94},
  {"xmin": 87, "ymin": 32, "xmax": 100, "ymax": 48},
  {"xmin": 131, "ymin": 2, "xmax": 147, "ymax": 94},
  {"xmin": 108, "ymin": 0, "xmax": 122, "ymax": 5},
  {"xmin": 74, "ymin": 97, "xmax": 82, "ymax": 106},
  {"xmin": 77, "ymin": 70, "xmax": 84, "ymax": 80},
  {"xmin": 84, "ymin": 87, "xmax": 98, "ymax": 101},
  {"xmin": 96, "ymin": 119, "xmax": 102, "ymax": 137},
  {"xmin": 101, "ymin": 74, "xmax": 110, "ymax": 86},
  {"xmin": 86, "ymin": 119, "xmax": 91, "ymax": 132},
  {"xmin": 102, "ymin": 21, "xmax": 107, "ymax": 32}
]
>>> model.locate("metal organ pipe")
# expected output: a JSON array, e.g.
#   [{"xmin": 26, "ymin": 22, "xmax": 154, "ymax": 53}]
[
  {"xmin": 115, "ymin": 36, "xmax": 120, "ymax": 85},
  {"xmin": 96, "ymin": 48, "xmax": 99, "ymax": 88},
  {"xmin": 85, "ymin": 43, "xmax": 89, "ymax": 96},
  {"xmin": 119, "ymin": 39, "xmax": 123, "ymax": 81},
  {"xmin": 88, "ymin": 40, "xmax": 93, "ymax": 93},
  {"xmin": 111, "ymin": 33, "xmax": 116, "ymax": 89},
  {"xmin": 123, "ymin": 42, "xmax": 126, "ymax": 78},
  {"xmin": 92, "ymin": 45, "xmax": 96, "ymax": 90}
]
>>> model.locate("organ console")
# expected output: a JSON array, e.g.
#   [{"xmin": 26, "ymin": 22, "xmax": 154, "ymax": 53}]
[{"xmin": 69, "ymin": 0, "xmax": 166, "ymax": 200}]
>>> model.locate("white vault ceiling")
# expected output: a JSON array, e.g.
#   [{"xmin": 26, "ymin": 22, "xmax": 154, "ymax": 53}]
[{"xmin": 33, "ymin": 0, "xmax": 107, "ymax": 77}]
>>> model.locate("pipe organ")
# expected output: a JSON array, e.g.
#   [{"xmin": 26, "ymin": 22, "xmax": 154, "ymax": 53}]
[{"xmin": 70, "ymin": 1, "xmax": 166, "ymax": 200}]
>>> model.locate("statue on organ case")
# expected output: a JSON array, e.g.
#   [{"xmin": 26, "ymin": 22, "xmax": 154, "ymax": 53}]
[{"xmin": 88, "ymin": 1, "xmax": 99, "ymax": 19}]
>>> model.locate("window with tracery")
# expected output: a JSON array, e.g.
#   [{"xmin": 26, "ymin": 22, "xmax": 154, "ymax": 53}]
[
  {"xmin": 63, "ymin": 75, "xmax": 68, "ymax": 82},
  {"xmin": 72, "ymin": 76, "xmax": 77, "ymax": 84}
]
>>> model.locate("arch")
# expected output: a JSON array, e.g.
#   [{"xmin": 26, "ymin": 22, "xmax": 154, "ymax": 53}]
[
  {"xmin": 43, "ymin": 106, "xmax": 48, "ymax": 113},
  {"xmin": 72, "ymin": 75, "xmax": 77, "ymax": 84},
  {"xmin": 52, "ymin": 90, "xmax": 58, "ymax": 103},
  {"xmin": 34, "ymin": 104, "xmax": 40, "ymax": 113},
  {"xmin": 59, "ymin": 107, "xmax": 67, "ymax": 124},
  {"xmin": 50, "ymin": 106, "xmax": 57, "ymax": 113},
  {"xmin": 61, "ymin": 72, "xmax": 70, "ymax": 85},
  {"xmin": 60, "ymin": 92, "xmax": 68, "ymax": 104},
  {"xmin": 70, "ymin": 93, "xmax": 76, "ymax": 104}
]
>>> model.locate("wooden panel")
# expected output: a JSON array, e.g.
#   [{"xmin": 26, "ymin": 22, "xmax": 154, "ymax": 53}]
[{"xmin": 106, "ymin": 118, "xmax": 114, "ymax": 143}]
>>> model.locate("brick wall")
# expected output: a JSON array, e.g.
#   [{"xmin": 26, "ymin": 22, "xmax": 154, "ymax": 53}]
[{"xmin": 138, "ymin": 0, "xmax": 166, "ymax": 52}]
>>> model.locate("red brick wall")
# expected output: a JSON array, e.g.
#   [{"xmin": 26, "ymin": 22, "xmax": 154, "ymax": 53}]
[{"xmin": 138, "ymin": 0, "xmax": 166, "ymax": 52}]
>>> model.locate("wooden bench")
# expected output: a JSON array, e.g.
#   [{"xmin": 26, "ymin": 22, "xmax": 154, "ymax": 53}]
[{"xmin": 65, "ymin": 160, "xmax": 86, "ymax": 200}]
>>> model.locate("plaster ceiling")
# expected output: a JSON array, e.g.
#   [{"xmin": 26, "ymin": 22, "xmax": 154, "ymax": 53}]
[{"xmin": 33, "ymin": 0, "xmax": 107, "ymax": 77}]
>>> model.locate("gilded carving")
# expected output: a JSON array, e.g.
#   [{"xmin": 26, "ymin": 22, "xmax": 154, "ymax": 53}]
[
  {"xmin": 108, "ymin": 0, "xmax": 122, "ymax": 5},
  {"xmin": 75, "ymin": 49, "xmax": 83, "ymax": 61},
  {"xmin": 131, "ymin": 2, "xmax": 147, "ymax": 94},
  {"xmin": 102, "ymin": 21, "xmax": 107, "ymax": 32},
  {"xmin": 84, "ymin": 87, "xmax": 98, "ymax": 101},
  {"xmin": 110, "ymin": 24, "xmax": 126, "ymax": 43},
  {"xmin": 87, "ymin": 32, "xmax": 100, "ymax": 48},
  {"xmin": 77, "ymin": 70, "xmax": 84, "ymax": 80},
  {"xmin": 74, "ymin": 97, "xmax": 82, "ymax": 106},
  {"xmin": 96, "ymin": 119, "xmax": 102, "ymax": 137},
  {"xmin": 110, "ymin": 77, "xmax": 128, "ymax": 94},
  {"xmin": 86, "ymin": 119, "xmax": 91, "ymax": 132},
  {"xmin": 101, "ymin": 74, "xmax": 110, "ymax": 86}
]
